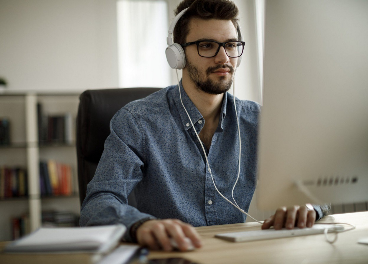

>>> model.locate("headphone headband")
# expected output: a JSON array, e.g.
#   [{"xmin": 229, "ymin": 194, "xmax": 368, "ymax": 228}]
[{"xmin": 167, "ymin": 8, "xmax": 188, "ymax": 46}]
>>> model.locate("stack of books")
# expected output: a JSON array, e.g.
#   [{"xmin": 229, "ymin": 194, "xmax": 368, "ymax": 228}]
[
  {"xmin": 12, "ymin": 214, "xmax": 30, "ymax": 240},
  {"xmin": 39, "ymin": 160, "xmax": 73, "ymax": 196},
  {"xmin": 42, "ymin": 210, "xmax": 78, "ymax": 228},
  {"xmin": 0, "ymin": 166, "xmax": 28, "ymax": 199},
  {"xmin": 37, "ymin": 103, "xmax": 74, "ymax": 145}
]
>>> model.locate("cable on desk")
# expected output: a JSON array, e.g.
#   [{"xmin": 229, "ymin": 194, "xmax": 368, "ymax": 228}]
[
  {"xmin": 317, "ymin": 222, "xmax": 356, "ymax": 244},
  {"xmin": 294, "ymin": 179, "xmax": 357, "ymax": 243}
]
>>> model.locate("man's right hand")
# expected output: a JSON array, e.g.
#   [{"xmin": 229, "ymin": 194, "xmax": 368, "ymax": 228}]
[{"xmin": 136, "ymin": 219, "xmax": 202, "ymax": 251}]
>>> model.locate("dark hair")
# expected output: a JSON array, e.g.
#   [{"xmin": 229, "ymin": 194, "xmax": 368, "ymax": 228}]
[{"xmin": 174, "ymin": 0, "xmax": 239, "ymax": 44}]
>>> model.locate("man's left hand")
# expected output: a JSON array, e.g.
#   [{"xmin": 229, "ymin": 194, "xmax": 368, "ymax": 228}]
[{"xmin": 261, "ymin": 204, "xmax": 316, "ymax": 230}]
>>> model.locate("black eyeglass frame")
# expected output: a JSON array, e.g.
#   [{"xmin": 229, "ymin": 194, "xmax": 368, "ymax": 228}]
[{"xmin": 181, "ymin": 40, "xmax": 245, "ymax": 58}]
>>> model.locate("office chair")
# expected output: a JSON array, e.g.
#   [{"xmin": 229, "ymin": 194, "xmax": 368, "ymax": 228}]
[{"xmin": 76, "ymin": 88, "xmax": 161, "ymax": 206}]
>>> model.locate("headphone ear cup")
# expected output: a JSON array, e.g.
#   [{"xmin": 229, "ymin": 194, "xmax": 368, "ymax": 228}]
[{"xmin": 166, "ymin": 43, "xmax": 186, "ymax": 69}]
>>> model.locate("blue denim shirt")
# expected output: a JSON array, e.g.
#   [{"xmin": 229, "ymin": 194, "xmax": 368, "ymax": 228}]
[{"xmin": 79, "ymin": 83, "xmax": 324, "ymax": 241}]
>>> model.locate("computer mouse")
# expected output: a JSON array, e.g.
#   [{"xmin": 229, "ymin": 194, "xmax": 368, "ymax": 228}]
[{"xmin": 170, "ymin": 237, "xmax": 195, "ymax": 251}]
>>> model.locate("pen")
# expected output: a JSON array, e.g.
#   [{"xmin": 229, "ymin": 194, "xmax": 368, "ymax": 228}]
[{"xmin": 137, "ymin": 247, "xmax": 149, "ymax": 264}]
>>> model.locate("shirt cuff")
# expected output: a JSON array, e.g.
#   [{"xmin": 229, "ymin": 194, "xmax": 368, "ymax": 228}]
[
  {"xmin": 312, "ymin": 204, "xmax": 331, "ymax": 221},
  {"xmin": 312, "ymin": 205, "xmax": 323, "ymax": 221},
  {"xmin": 128, "ymin": 217, "xmax": 157, "ymax": 243}
]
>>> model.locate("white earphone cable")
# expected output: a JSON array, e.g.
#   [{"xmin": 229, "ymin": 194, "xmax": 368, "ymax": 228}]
[
  {"xmin": 175, "ymin": 70, "xmax": 262, "ymax": 224},
  {"xmin": 230, "ymin": 74, "xmax": 242, "ymax": 211}
]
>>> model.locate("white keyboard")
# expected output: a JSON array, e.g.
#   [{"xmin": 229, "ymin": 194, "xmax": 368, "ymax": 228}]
[{"xmin": 215, "ymin": 224, "xmax": 344, "ymax": 242}]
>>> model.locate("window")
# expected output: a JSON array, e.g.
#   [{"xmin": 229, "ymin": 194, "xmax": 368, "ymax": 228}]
[{"xmin": 117, "ymin": 0, "xmax": 170, "ymax": 88}]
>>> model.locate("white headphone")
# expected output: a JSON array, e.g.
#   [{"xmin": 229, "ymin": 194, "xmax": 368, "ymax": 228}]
[{"xmin": 165, "ymin": 8, "xmax": 243, "ymax": 69}]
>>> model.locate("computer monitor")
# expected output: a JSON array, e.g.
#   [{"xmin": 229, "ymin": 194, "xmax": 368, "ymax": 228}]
[{"xmin": 256, "ymin": 0, "xmax": 368, "ymax": 210}]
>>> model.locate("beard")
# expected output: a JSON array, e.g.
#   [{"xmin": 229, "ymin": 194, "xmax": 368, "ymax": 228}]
[{"xmin": 186, "ymin": 61, "xmax": 234, "ymax": 95}]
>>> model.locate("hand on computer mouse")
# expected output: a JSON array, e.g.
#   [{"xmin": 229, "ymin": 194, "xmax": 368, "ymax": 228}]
[{"xmin": 136, "ymin": 219, "xmax": 202, "ymax": 251}]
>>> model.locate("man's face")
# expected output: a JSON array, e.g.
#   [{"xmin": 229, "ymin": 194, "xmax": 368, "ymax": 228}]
[{"xmin": 183, "ymin": 18, "xmax": 239, "ymax": 94}]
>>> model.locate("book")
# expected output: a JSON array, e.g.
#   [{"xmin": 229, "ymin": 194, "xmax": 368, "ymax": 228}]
[
  {"xmin": 0, "ymin": 118, "xmax": 10, "ymax": 145},
  {"xmin": 61, "ymin": 164, "xmax": 72, "ymax": 195},
  {"xmin": 39, "ymin": 162, "xmax": 46, "ymax": 195},
  {"xmin": 0, "ymin": 166, "xmax": 5, "ymax": 198},
  {"xmin": 18, "ymin": 168, "xmax": 27, "ymax": 197},
  {"xmin": 59, "ymin": 164, "xmax": 67, "ymax": 195},
  {"xmin": 39, "ymin": 161, "xmax": 52, "ymax": 195},
  {"xmin": 4, "ymin": 225, "xmax": 126, "ymax": 253},
  {"xmin": 4, "ymin": 167, "xmax": 12, "ymax": 198},
  {"xmin": 11, "ymin": 167, "xmax": 17, "ymax": 197},
  {"xmin": 47, "ymin": 160, "xmax": 59, "ymax": 195},
  {"xmin": 37, "ymin": 103, "xmax": 44, "ymax": 143}
]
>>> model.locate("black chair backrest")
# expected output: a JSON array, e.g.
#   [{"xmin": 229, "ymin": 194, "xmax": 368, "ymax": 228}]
[{"xmin": 76, "ymin": 88, "xmax": 161, "ymax": 205}]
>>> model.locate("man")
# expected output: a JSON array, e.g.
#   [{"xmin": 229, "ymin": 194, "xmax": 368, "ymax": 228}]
[{"xmin": 80, "ymin": 0, "xmax": 329, "ymax": 252}]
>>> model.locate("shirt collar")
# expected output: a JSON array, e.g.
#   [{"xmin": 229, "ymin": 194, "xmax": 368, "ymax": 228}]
[
  {"xmin": 219, "ymin": 91, "xmax": 228, "ymax": 131},
  {"xmin": 172, "ymin": 80, "xmax": 228, "ymax": 131}
]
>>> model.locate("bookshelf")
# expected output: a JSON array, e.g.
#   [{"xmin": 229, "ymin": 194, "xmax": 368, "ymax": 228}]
[{"xmin": 0, "ymin": 91, "xmax": 81, "ymax": 241}]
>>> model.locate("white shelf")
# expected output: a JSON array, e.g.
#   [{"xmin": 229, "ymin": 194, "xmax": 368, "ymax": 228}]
[{"xmin": 0, "ymin": 92, "xmax": 80, "ymax": 241}]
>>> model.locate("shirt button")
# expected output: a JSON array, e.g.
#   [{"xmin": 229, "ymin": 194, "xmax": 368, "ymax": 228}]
[
  {"xmin": 186, "ymin": 123, "xmax": 190, "ymax": 127},
  {"xmin": 198, "ymin": 120, "xmax": 203, "ymax": 124},
  {"xmin": 208, "ymin": 200, "xmax": 213, "ymax": 205}
]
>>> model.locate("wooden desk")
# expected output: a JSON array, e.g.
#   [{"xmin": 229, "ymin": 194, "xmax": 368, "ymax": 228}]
[
  {"xmin": 148, "ymin": 211, "xmax": 368, "ymax": 264},
  {"xmin": 1, "ymin": 212, "xmax": 367, "ymax": 264}
]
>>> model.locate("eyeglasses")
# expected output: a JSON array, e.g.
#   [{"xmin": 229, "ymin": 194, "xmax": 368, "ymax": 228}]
[{"xmin": 181, "ymin": 40, "xmax": 245, "ymax": 58}]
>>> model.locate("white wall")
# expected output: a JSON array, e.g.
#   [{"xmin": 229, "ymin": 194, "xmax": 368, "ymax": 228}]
[
  {"xmin": 0, "ymin": 0, "xmax": 119, "ymax": 91},
  {"xmin": 0, "ymin": 0, "xmax": 261, "ymax": 102}
]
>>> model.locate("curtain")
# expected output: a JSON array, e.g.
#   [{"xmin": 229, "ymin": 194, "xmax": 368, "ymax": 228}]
[{"xmin": 117, "ymin": 0, "xmax": 170, "ymax": 88}]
